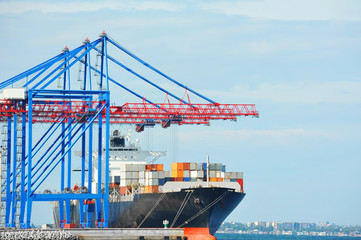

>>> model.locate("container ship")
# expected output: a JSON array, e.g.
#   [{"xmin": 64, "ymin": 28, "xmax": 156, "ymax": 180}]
[{"xmin": 52, "ymin": 130, "xmax": 245, "ymax": 239}]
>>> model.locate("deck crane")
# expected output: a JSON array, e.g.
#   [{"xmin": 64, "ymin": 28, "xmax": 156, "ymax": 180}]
[{"xmin": 0, "ymin": 32, "xmax": 258, "ymax": 229}]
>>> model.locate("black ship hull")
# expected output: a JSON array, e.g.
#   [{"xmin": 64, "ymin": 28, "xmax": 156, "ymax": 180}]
[
  {"xmin": 109, "ymin": 187, "xmax": 245, "ymax": 235},
  {"xmin": 54, "ymin": 187, "xmax": 245, "ymax": 236}
]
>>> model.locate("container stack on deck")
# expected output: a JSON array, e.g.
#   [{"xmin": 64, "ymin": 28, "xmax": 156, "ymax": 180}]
[{"xmin": 109, "ymin": 162, "xmax": 244, "ymax": 194}]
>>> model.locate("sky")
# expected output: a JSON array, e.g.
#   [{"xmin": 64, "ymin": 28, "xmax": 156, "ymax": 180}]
[{"xmin": 0, "ymin": 0, "xmax": 361, "ymax": 226}]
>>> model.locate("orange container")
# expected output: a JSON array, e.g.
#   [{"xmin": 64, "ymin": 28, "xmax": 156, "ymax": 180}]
[
  {"xmin": 146, "ymin": 164, "xmax": 163, "ymax": 171},
  {"xmin": 209, "ymin": 177, "xmax": 217, "ymax": 182},
  {"xmin": 156, "ymin": 164, "xmax": 163, "ymax": 171},
  {"xmin": 171, "ymin": 170, "xmax": 184, "ymax": 178},
  {"xmin": 145, "ymin": 185, "xmax": 159, "ymax": 193},
  {"xmin": 119, "ymin": 187, "xmax": 128, "ymax": 194},
  {"xmin": 171, "ymin": 162, "xmax": 185, "ymax": 171},
  {"xmin": 216, "ymin": 178, "xmax": 223, "ymax": 182}
]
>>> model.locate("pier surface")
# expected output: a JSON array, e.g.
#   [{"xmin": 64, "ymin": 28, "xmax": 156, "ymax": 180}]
[{"xmin": 0, "ymin": 228, "xmax": 185, "ymax": 240}]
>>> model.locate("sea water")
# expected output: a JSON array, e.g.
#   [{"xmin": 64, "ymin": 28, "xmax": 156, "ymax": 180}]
[{"xmin": 215, "ymin": 233, "xmax": 360, "ymax": 240}]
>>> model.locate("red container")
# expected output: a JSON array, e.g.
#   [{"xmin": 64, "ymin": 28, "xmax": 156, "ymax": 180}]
[
  {"xmin": 183, "ymin": 162, "xmax": 190, "ymax": 170},
  {"xmin": 236, "ymin": 179, "xmax": 244, "ymax": 192}
]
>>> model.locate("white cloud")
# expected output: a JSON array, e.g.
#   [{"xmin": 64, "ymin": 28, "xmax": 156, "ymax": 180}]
[
  {"xmin": 201, "ymin": 0, "xmax": 361, "ymax": 21},
  {"xmin": 0, "ymin": 1, "xmax": 185, "ymax": 14},
  {"xmin": 204, "ymin": 81, "xmax": 361, "ymax": 104}
]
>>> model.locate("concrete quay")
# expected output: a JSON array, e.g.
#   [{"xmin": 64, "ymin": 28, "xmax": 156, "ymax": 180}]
[{"xmin": 0, "ymin": 228, "xmax": 185, "ymax": 240}]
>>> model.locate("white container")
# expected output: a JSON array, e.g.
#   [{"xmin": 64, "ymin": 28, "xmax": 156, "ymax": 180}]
[
  {"xmin": 146, "ymin": 171, "xmax": 159, "ymax": 179},
  {"xmin": 164, "ymin": 171, "xmax": 170, "ymax": 178},
  {"xmin": 230, "ymin": 172, "xmax": 237, "ymax": 179},
  {"xmin": 132, "ymin": 164, "xmax": 139, "ymax": 172},
  {"xmin": 191, "ymin": 170, "xmax": 203, "ymax": 178},
  {"xmin": 224, "ymin": 172, "xmax": 231, "ymax": 179},
  {"xmin": 132, "ymin": 179, "xmax": 138, "ymax": 185},
  {"xmin": 196, "ymin": 163, "xmax": 202, "ymax": 170},
  {"xmin": 138, "ymin": 171, "xmax": 145, "ymax": 179},
  {"xmin": 237, "ymin": 172, "xmax": 243, "ymax": 179},
  {"xmin": 120, "ymin": 179, "xmax": 132, "ymax": 187},
  {"xmin": 216, "ymin": 171, "xmax": 222, "ymax": 178},
  {"xmin": 131, "ymin": 172, "xmax": 138, "ymax": 179},
  {"xmin": 183, "ymin": 170, "xmax": 190, "ymax": 178},
  {"xmin": 138, "ymin": 178, "xmax": 145, "ymax": 186},
  {"xmin": 146, "ymin": 178, "xmax": 159, "ymax": 186},
  {"xmin": 138, "ymin": 164, "xmax": 146, "ymax": 171},
  {"xmin": 190, "ymin": 171, "xmax": 198, "ymax": 178},
  {"xmin": 190, "ymin": 163, "xmax": 197, "ymax": 170},
  {"xmin": 209, "ymin": 171, "xmax": 216, "ymax": 178},
  {"xmin": 158, "ymin": 171, "xmax": 165, "ymax": 179}
]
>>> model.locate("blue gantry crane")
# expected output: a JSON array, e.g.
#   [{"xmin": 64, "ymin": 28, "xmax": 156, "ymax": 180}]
[{"xmin": 0, "ymin": 32, "xmax": 258, "ymax": 229}]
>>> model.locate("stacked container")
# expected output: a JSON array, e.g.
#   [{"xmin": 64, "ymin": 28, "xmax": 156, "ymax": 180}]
[{"xmin": 110, "ymin": 161, "xmax": 244, "ymax": 194}]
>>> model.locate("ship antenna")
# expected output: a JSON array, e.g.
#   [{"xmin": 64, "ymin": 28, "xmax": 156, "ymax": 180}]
[{"xmin": 207, "ymin": 155, "xmax": 210, "ymax": 187}]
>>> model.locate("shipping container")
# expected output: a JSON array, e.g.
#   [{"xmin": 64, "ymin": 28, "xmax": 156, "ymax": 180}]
[
  {"xmin": 120, "ymin": 171, "xmax": 132, "ymax": 179},
  {"xmin": 145, "ymin": 185, "xmax": 159, "ymax": 193},
  {"xmin": 183, "ymin": 162, "xmax": 190, "ymax": 170},
  {"xmin": 171, "ymin": 170, "xmax": 184, "ymax": 178},
  {"xmin": 209, "ymin": 171, "xmax": 216, "ymax": 178},
  {"xmin": 158, "ymin": 171, "xmax": 165, "ymax": 179},
  {"xmin": 184, "ymin": 177, "xmax": 191, "ymax": 182},
  {"xmin": 171, "ymin": 177, "xmax": 183, "ymax": 182},
  {"xmin": 138, "ymin": 171, "xmax": 145, "ymax": 179},
  {"xmin": 183, "ymin": 170, "xmax": 190, "ymax": 178},
  {"xmin": 145, "ymin": 171, "xmax": 159, "ymax": 179},
  {"xmin": 190, "ymin": 162, "xmax": 197, "ymax": 170},
  {"xmin": 158, "ymin": 178, "xmax": 165, "ymax": 186},
  {"xmin": 114, "ymin": 176, "xmax": 120, "ymax": 184},
  {"xmin": 215, "ymin": 163, "xmax": 222, "ymax": 171},
  {"xmin": 120, "ymin": 179, "xmax": 132, "ymax": 187},
  {"xmin": 146, "ymin": 178, "xmax": 159, "ymax": 186},
  {"xmin": 171, "ymin": 162, "xmax": 184, "ymax": 171},
  {"xmin": 131, "ymin": 172, "xmax": 138, "ymax": 179}
]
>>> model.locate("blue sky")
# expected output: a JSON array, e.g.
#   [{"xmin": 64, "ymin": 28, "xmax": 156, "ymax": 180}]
[{"xmin": 0, "ymin": 0, "xmax": 360, "ymax": 226}]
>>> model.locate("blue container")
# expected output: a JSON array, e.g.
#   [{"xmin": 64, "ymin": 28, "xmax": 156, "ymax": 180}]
[
  {"xmin": 165, "ymin": 177, "xmax": 171, "ymax": 183},
  {"xmin": 222, "ymin": 165, "xmax": 226, "ymax": 172},
  {"xmin": 184, "ymin": 177, "xmax": 191, "ymax": 182},
  {"xmin": 202, "ymin": 163, "xmax": 207, "ymax": 171},
  {"xmin": 159, "ymin": 178, "xmax": 165, "ymax": 186},
  {"xmin": 230, "ymin": 179, "xmax": 237, "ymax": 182}
]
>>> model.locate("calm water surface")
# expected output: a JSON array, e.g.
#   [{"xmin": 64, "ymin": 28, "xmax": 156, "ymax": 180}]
[{"xmin": 215, "ymin": 233, "xmax": 359, "ymax": 240}]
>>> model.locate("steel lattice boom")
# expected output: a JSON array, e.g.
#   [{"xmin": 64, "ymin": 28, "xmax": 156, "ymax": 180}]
[{"xmin": 0, "ymin": 100, "xmax": 258, "ymax": 124}]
